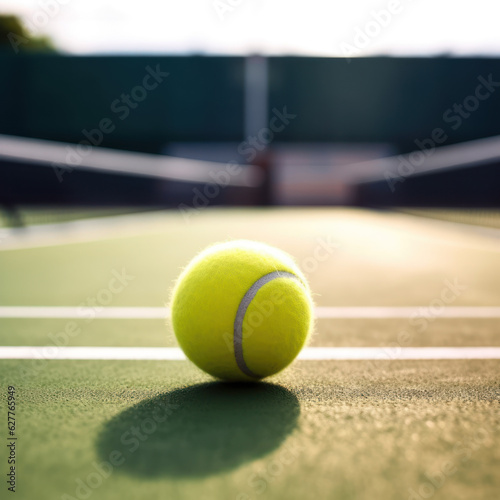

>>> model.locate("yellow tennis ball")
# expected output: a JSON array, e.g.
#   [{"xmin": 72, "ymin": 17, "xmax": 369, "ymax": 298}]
[{"xmin": 170, "ymin": 240, "xmax": 314, "ymax": 381}]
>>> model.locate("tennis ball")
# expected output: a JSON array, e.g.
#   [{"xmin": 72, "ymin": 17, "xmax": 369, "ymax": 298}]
[{"xmin": 170, "ymin": 240, "xmax": 314, "ymax": 381}]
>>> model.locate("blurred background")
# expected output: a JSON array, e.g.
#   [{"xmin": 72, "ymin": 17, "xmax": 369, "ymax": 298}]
[{"xmin": 1, "ymin": 0, "xmax": 500, "ymax": 227}]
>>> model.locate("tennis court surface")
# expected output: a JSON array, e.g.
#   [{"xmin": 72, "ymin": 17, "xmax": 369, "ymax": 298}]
[
  {"xmin": 1, "ymin": 207, "xmax": 498, "ymax": 500},
  {"xmin": 2, "ymin": 7, "xmax": 500, "ymax": 500}
]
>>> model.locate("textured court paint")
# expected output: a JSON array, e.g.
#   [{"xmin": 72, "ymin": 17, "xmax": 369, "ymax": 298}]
[
  {"xmin": 1, "ymin": 358, "xmax": 498, "ymax": 500},
  {"xmin": 234, "ymin": 271, "xmax": 302, "ymax": 378}
]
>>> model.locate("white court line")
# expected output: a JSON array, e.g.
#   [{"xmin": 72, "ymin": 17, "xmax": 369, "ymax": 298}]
[
  {"xmin": 0, "ymin": 306, "xmax": 500, "ymax": 319},
  {"xmin": 0, "ymin": 306, "xmax": 167, "ymax": 319},
  {"xmin": 0, "ymin": 211, "xmax": 171, "ymax": 251},
  {"xmin": 1, "ymin": 346, "xmax": 500, "ymax": 360},
  {"xmin": 314, "ymin": 307, "xmax": 500, "ymax": 319}
]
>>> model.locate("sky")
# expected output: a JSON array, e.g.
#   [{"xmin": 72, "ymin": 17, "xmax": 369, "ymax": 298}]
[{"xmin": 1, "ymin": 0, "xmax": 500, "ymax": 56}]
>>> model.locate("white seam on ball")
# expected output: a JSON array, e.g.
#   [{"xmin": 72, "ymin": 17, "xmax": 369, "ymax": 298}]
[{"xmin": 233, "ymin": 271, "xmax": 303, "ymax": 378}]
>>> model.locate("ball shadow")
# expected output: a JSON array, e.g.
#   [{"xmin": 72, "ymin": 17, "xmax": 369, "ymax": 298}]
[{"xmin": 96, "ymin": 382, "xmax": 300, "ymax": 478}]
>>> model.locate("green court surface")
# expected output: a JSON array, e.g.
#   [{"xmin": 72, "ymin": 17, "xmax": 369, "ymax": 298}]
[{"xmin": 0, "ymin": 208, "xmax": 499, "ymax": 500}]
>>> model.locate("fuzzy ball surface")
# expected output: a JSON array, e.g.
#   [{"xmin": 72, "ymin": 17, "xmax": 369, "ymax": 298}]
[{"xmin": 171, "ymin": 240, "xmax": 314, "ymax": 381}]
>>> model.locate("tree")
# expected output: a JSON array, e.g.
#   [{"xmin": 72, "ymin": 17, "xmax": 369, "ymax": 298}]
[{"xmin": 0, "ymin": 15, "xmax": 55, "ymax": 53}]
